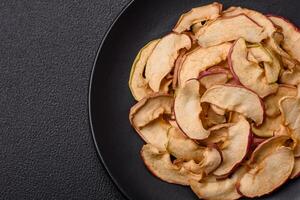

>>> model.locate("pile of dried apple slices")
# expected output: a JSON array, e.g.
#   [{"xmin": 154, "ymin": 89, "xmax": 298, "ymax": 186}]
[{"xmin": 128, "ymin": 2, "xmax": 300, "ymax": 199}]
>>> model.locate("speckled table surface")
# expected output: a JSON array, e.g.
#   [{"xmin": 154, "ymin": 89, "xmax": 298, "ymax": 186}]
[{"xmin": 0, "ymin": 0, "xmax": 130, "ymax": 199}]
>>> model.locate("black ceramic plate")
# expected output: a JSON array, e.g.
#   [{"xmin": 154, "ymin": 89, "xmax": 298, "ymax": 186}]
[{"xmin": 89, "ymin": 0, "xmax": 300, "ymax": 199}]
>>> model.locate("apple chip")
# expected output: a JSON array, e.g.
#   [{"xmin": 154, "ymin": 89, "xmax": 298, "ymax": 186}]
[
  {"xmin": 268, "ymin": 16, "xmax": 300, "ymax": 62},
  {"xmin": 201, "ymin": 85, "xmax": 264, "ymax": 125},
  {"xmin": 173, "ymin": 2, "xmax": 222, "ymax": 33},
  {"xmin": 178, "ymin": 43, "xmax": 231, "ymax": 87},
  {"xmin": 229, "ymin": 38, "xmax": 278, "ymax": 97},
  {"xmin": 129, "ymin": 39, "xmax": 159, "ymax": 100},
  {"xmin": 213, "ymin": 116, "xmax": 251, "ymax": 176},
  {"xmin": 210, "ymin": 104, "xmax": 226, "ymax": 116},
  {"xmin": 190, "ymin": 167, "xmax": 245, "ymax": 200},
  {"xmin": 196, "ymin": 14, "xmax": 267, "ymax": 47},
  {"xmin": 264, "ymin": 85, "xmax": 297, "ymax": 117},
  {"xmin": 141, "ymin": 144, "xmax": 203, "ymax": 185},
  {"xmin": 145, "ymin": 33, "xmax": 191, "ymax": 92},
  {"xmin": 238, "ymin": 146, "xmax": 294, "ymax": 198},
  {"xmin": 199, "ymin": 68, "xmax": 232, "ymax": 89},
  {"xmin": 174, "ymin": 79, "xmax": 210, "ymax": 140},
  {"xmin": 252, "ymin": 115, "xmax": 281, "ymax": 138},
  {"xmin": 280, "ymin": 65, "xmax": 300, "ymax": 85}
]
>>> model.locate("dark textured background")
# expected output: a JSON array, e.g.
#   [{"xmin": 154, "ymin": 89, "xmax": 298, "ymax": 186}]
[{"xmin": 0, "ymin": 0, "xmax": 130, "ymax": 199}]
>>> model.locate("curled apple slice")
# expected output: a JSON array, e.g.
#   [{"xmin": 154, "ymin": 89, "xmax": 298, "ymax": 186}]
[
  {"xmin": 229, "ymin": 38, "xmax": 278, "ymax": 97},
  {"xmin": 237, "ymin": 146, "xmax": 294, "ymax": 198},
  {"xmin": 252, "ymin": 115, "xmax": 281, "ymax": 138},
  {"xmin": 211, "ymin": 104, "xmax": 226, "ymax": 116},
  {"xmin": 291, "ymin": 158, "xmax": 300, "ymax": 179},
  {"xmin": 213, "ymin": 116, "xmax": 251, "ymax": 176},
  {"xmin": 178, "ymin": 43, "xmax": 231, "ymax": 87},
  {"xmin": 173, "ymin": 2, "xmax": 222, "ymax": 33},
  {"xmin": 199, "ymin": 68, "xmax": 232, "ymax": 89},
  {"xmin": 280, "ymin": 65, "xmax": 300, "ymax": 85},
  {"xmin": 196, "ymin": 14, "xmax": 267, "ymax": 47},
  {"xmin": 145, "ymin": 33, "xmax": 191, "ymax": 92},
  {"xmin": 129, "ymin": 39, "xmax": 160, "ymax": 100},
  {"xmin": 201, "ymin": 85, "xmax": 264, "ymax": 125},
  {"xmin": 190, "ymin": 167, "xmax": 245, "ymax": 200},
  {"xmin": 247, "ymin": 45, "xmax": 272, "ymax": 63},
  {"xmin": 264, "ymin": 85, "xmax": 297, "ymax": 117},
  {"xmin": 174, "ymin": 80, "xmax": 210, "ymax": 140},
  {"xmin": 129, "ymin": 94, "xmax": 173, "ymax": 150},
  {"xmin": 141, "ymin": 144, "xmax": 202, "ymax": 185},
  {"xmin": 268, "ymin": 15, "xmax": 300, "ymax": 62}
]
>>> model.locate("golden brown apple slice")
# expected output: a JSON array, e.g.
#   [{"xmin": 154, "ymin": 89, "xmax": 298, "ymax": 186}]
[
  {"xmin": 201, "ymin": 85, "xmax": 264, "ymax": 125},
  {"xmin": 280, "ymin": 65, "xmax": 300, "ymax": 85},
  {"xmin": 252, "ymin": 115, "xmax": 281, "ymax": 138},
  {"xmin": 264, "ymin": 85, "xmax": 297, "ymax": 117},
  {"xmin": 213, "ymin": 116, "xmax": 251, "ymax": 176},
  {"xmin": 174, "ymin": 80, "xmax": 210, "ymax": 140},
  {"xmin": 190, "ymin": 167, "xmax": 245, "ymax": 200},
  {"xmin": 178, "ymin": 43, "xmax": 231, "ymax": 87},
  {"xmin": 173, "ymin": 2, "xmax": 222, "ymax": 33},
  {"xmin": 141, "ymin": 144, "xmax": 202, "ymax": 185},
  {"xmin": 129, "ymin": 39, "xmax": 160, "ymax": 101},
  {"xmin": 268, "ymin": 15, "xmax": 300, "ymax": 62},
  {"xmin": 291, "ymin": 158, "xmax": 300, "ymax": 179},
  {"xmin": 279, "ymin": 86, "xmax": 300, "ymax": 156},
  {"xmin": 237, "ymin": 146, "xmax": 294, "ymax": 198},
  {"xmin": 229, "ymin": 38, "xmax": 278, "ymax": 97},
  {"xmin": 129, "ymin": 94, "xmax": 173, "ymax": 150},
  {"xmin": 195, "ymin": 14, "xmax": 267, "ymax": 47},
  {"xmin": 145, "ymin": 33, "xmax": 191, "ymax": 92}
]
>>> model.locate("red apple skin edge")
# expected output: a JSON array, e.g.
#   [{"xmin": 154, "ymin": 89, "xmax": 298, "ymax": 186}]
[{"xmin": 266, "ymin": 14, "xmax": 300, "ymax": 32}]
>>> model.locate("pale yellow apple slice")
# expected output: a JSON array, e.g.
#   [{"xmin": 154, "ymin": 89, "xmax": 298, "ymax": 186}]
[
  {"xmin": 190, "ymin": 167, "xmax": 245, "ymax": 200},
  {"xmin": 178, "ymin": 43, "xmax": 231, "ymax": 87},
  {"xmin": 213, "ymin": 116, "xmax": 251, "ymax": 176},
  {"xmin": 174, "ymin": 79, "xmax": 210, "ymax": 140},
  {"xmin": 229, "ymin": 38, "xmax": 278, "ymax": 97},
  {"xmin": 252, "ymin": 115, "xmax": 281, "ymax": 138},
  {"xmin": 141, "ymin": 144, "xmax": 202, "ymax": 185},
  {"xmin": 129, "ymin": 39, "xmax": 160, "ymax": 101},
  {"xmin": 291, "ymin": 158, "xmax": 300, "ymax": 179},
  {"xmin": 201, "ymin": 85, "xmax": 264, "ymax": 125},
  {"xmin": 173, "ymin": 2, "xmax": 222, "ymax": 33},
  {"xmin": 195, "ymin": 14, "xmax": 267, "ymax": 47},
  {"xmin": 145, "ymin": 33, "xmax": 191, "ymax": 92},
  {"xmin": 237, "ymin": 146, "xmax": 294, "ymax": 198},
  {"xmin": 268, "ymin": 16, "xmax": 300, "ymax": 62},
  {"xmin": 264, "ymin": 85, "xmax": 297, "ymax": 117}
]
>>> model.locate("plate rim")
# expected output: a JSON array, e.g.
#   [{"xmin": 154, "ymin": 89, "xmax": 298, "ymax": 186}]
[{"xmin": 88, "ymin": 0, "xmax": 135, "ymax": 199}]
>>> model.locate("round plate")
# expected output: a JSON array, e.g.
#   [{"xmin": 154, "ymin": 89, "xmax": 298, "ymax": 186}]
[{"xmin": 89, "ymin": 0, "xmax": 300, "ymax": 199}]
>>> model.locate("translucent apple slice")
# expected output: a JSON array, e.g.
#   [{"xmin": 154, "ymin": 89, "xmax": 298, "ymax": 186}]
[
  {"xmin": 178, "ymin": 43, "xmax": 231, "ymax": 87},
  {"xmin": 174, "ymin": 79, "xmax": 210, "ymax": 140},
  {"xmin": 213, "ymin": 116, "xmax": 251, "ymax": 176},
  {"xmin": 145, "ymin": 33, "xmax": 191, "ymax": 92},
  {"xmin": 252, "ymin": 115, "xmax": 281, "ymax": 138},
  {"xmin": 291, "ymin": 158, "xmax": 300, "ymax": 179},
  {"xmin": 264, "ymin": 85, "xmax": 297, "ymax": 117},
  {"xmin": 173, "ymin": 2, "xmax": 222, "ymax": 33},
  {"xmin": 195, "ymin": 14, "xmax": 267, "ymax": 47},
  {"xmin": 201, "ymin": 85, "xmax": 264, "ymax": 125},
  {"xmin": 229, "ymin": 38, "xmax": 278, "ymax": 97},
  {"xmin": 129, "ymin": 39, "xmax": 160, "ymax": 101},
  {"xmin": 141, "ymin": 144, "xmax": 202, "ymax": 185},
  {"xmin": 268, "ymin": 15, "xmax": 300, "ymax": 62},
  {"xmin": 237, "ymin": 146, "xmax": 294, "ymax": 198},
  {"xmin": 190, "ymin": 167, "xmax": 245, "ymax": 200}
]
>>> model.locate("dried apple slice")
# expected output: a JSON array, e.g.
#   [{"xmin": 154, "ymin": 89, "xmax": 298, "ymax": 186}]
[
  {"xmin": 280, "ymin": 65, "xmax": 300, "ymax": 85},
  {"xmin": 172, "ymin": 49, "xmax": 187, "ymax": 89},
  {"xmin": 141, "ymin": 144, "xmax": 202, "ymax": 185},
  {"xmin": 279, "ymin": 86, "xmax": 300, "ymax": 156},
  {"xmin": 268, "ymin": 16, "xmax": 300, "ymax": 62},
  {"xmin": 248, "ymin": 45, "xmax": 272, "ymax": 63},
  {"xmin": 291, "ymin": 158, "xmax": 300, "ymax": 179},
  {"xmin": 213, "ymin": 116, "xmax": 251, "ymax": 176},
  {"xmin": 145, "ymin": 33, "xmax": 191, "ymax": 92},
  {"xmin": 201, "ymin": 85, "xmax": 264, "ymax": 125},
  {"xmin": 237, "ymin": 146, "xmax": 294, "ymax": 198},
  {"xmin": 211, "ymin": 104, "xmax": 226, "ymax": 116},
  {"xmin": 195, "ymin": 14, "xmax": 267, "ymax": 47},
  {"xmin": 174, "ymin": 79, "xmax": 210, "ymax": 140},
  {"xmin": 178, "ymin": 43, "xmax": 231, "ymax": 87},
  {"xmin": 129, "ymin": 39, "xmax": 159, "ymax": 100},
  {"xmin": 264, "ymin": 85, "xmax": 297, "ymax": 117},
  {"xmin": 190, "ymin": 167, "xmax": 245, "ymax": 200},
  {"xmin": 173, "ymin": 2, "xmax": 222, "ymax": 33},
  {"xmin": 252, "ymin": 115, "xmax": 281, "ymax": 138},
  {"xmin": 229, "ymin": 38, "xmax": 278, "ymax": 97},
  {"xmin": 199, "ymin": 68, "xmax": 232, "ymax": 89}
]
